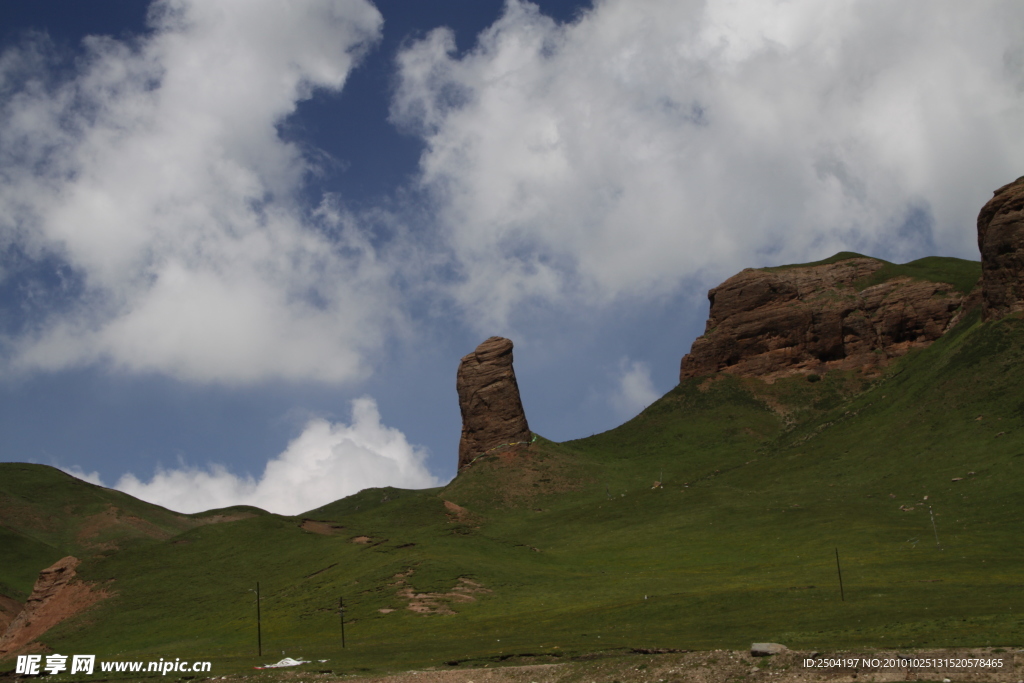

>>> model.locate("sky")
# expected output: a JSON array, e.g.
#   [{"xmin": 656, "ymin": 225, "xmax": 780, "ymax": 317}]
[{"xmin": 1, "ymin": 0, "xmax": 1022, "ymax": 516}]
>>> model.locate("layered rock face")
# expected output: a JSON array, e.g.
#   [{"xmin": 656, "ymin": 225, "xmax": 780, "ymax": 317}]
[
  {"xmin": 457, "ymin": 337, "xmax": 531, "ymax": 470},
  {"xmin": 978, "ymin": 175, "xmax": 1024, "ymax": 320},
  {"xmin": 679, "ymin": 257, "xmax": 969, "ymax": 381}
]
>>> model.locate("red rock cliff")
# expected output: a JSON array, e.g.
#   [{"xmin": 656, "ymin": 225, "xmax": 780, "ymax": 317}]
[
  {"xmin": 978, "ymin": 175, "xmax": 1024, "ymax": 321},
  {"xmin": 679, "ymin": 255, "xmax": 971, "ymax": 382}
]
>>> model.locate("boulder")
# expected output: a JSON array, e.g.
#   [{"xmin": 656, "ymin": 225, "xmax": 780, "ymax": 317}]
[
  {"xmin": 457, "ymin": 337, "xmax": 531, "ymax": 470},
  {"xmin": 680, "ymin": 256, "xmax": 969, "ymax": 382},
  {"xmin": 978, "ymin": 175, "xmax": 1024, "ymax": 320},
  {"xmin": 751, "ymin": 642, "xmax": 788, "ymax": 656}
]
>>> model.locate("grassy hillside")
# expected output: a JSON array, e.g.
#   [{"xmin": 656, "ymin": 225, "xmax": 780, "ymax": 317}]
[
  {"xmin": 1, "ymin": 275, "xmax": 1020, "ymax": 678},
  {"xmin": 0, "ymin": 464, "xmax": 208, "ymax": 600},
  {"xmin": 0, "ymin": 525, "xmax": 63, "ymax": 603},
  {"xmin": 763, "ymin": 251, "xmax": 982, "ymax": 296},
  {"xmin": 851, "ymin": 255, "xmax": 982, "ymax": 294}
]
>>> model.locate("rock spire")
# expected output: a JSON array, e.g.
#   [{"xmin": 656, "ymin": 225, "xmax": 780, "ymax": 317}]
[{"xmin": 456, "ymin": 336, "xmax": 531, "ymax": 470}]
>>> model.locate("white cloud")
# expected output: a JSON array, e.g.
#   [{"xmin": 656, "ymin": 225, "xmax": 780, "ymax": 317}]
[
  {"xmin": 393, "ymin": 0, "xmax": 1024, "ymax": 329},
  {"xmin": 61, "ymin": 466, "xmax": 105, "ymax": 487},
  {"xmin": 0, "ymin": 0, "xmax": 393, "ymax": 383},
  {"xmin": 608, "ymin": 357, "xmax": 660, "ymax": 418},
  {"xmin": 77, "ymin": 396, "xmax": 441, "ymax": 516}
]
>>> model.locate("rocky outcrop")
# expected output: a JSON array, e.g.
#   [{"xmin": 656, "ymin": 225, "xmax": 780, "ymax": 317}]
[
  {"xmin": 0, "ymin": 556, "xmax": 108, "ymax": 657},
  {"xmin": 457, "ymin": 337, "xmax": 531, "ymax": 470},
  {"xmin": 680, "ymin": 256, "xmax": 970, "ymax": 381},
  {"xmin": 978, "ymin": 175, "xmax": 1024, "ymax": 320}
]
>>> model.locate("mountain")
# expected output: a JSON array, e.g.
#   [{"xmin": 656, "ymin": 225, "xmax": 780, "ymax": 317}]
[{"xmin": 1, "ymin": 177, "xmax": 1023, "ymax": 676}]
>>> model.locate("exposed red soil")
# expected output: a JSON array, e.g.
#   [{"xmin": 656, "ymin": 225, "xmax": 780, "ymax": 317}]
[
  {"xmin": 0, "ymin": 556, "xmax": 110, "ymax": 658},
  {"xmin": 382, "ymin": 570, "xmax": 492, "ymax": 615},
  {"xmin": 443, "ymin": 501, "xmax": 477, "ymax": 525},
  {"xmin": 192, "ymin": 512, "xmax": 259, "ymax": 525},
  {"xmin": 300, "ymin": 519, "xmax": 346, "ymax": 535},
  {"xmin": 74, "ymin": 505, "xmax": 182, "ymax": 551}
]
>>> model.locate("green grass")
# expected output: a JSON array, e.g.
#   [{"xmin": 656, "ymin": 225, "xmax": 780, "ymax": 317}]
[
  {"xmin": 852, "ymin": 256, "xmax": 981, "ymax": 294},
  {"xmin": 762, "ymin": 251, "xmax": 878, "ymax": 271},
  {"xmin": 761, "ymin": 252, "xmax": 982, "ymax": 296},
  {"xmin": 0, "ymin": 525, "xmax": 63, "ymax": 601},
  {"xmin": 2, "ymin": 311, "xmax": 1023, "ymax": 679}
]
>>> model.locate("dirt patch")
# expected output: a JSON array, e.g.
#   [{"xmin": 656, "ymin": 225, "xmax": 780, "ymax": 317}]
[
  {"xmin": 453, "ymin": 447, "xmax": 586, "ymax": 509},
  {"xmin": 74, "ymin": 504, "xmax": 181, "ymax": 552},
  {"xmin": 442, "ymin": 501, "xmax": 480, "ymax": 525},
  {"xmin": 73, "ymin": 508, "xmax": 122, "ymax": 552},
  {"xmin": 354, "ymin": 663, "xmax": 562, "ymax": 683},
  {"xmin": 0, "ymin": 557, "xmax": 110, "ymax": 658},
  {"xmin": 384, "ymin": 571, "xmax": 492, "ymax": 616},
  {"xmin": 0, "ymin": 500, "xmax": 55, "ymax": 538},
  {"xmin": 191, "ymin": 512, "xmax": 259, "ymax": 525},
  {"xmin": 122, "ymin": 513, "xmax": 179, "ymax": 539},
  {"xmin": 351, "ymin": 536, "xmax": 373, "ymax": 544},
  {"xmin": 750, "ymin": 389, "xmax": 797, "ymax": 418},
  {"xmin": 301, "ymin": 520, "xmax": 346, "ymax": 536},
  {"xmin": 698, "ymin": 375, "xmax": 725, "ymax": 392}
]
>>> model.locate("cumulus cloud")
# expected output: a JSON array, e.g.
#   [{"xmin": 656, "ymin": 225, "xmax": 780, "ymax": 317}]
[
  {"xmin": 0, "ymin": 0, "xmax": 394, "ymax": 383},
  {"xmin": 73, "ymin": 396, "xmax": 441, "ymax": 516},
  {"xmin": 393, "ymin": 0, "xmax": 1024, "ymax": 328},
  {"xmin": 61, "ymin": 466, "xmax": 105, "ymax": 487},
  {"xmin": 608, "ymin": 357, "xmax": 661, "ymax": 418}
]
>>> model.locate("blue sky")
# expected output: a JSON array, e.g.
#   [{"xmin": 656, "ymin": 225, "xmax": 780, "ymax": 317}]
[{"xmin": 1, "ymin": 0, "xmax": 1022, "ymax": 515}]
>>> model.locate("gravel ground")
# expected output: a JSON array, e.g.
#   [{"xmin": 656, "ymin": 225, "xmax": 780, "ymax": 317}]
[{"xmin": 223, "ymin": 648, "xmax": 1022, "ymax": 683}]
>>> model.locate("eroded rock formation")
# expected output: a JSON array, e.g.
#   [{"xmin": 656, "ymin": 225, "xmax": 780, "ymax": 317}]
[
  {"xmin": 0, "ymin": 556, "xmax": 107, "ymax": 657},
  {"xmin": 457, "ymin": 336, "xmax": 531, "ymax": 469},
  {"xmin": 978, "ymin": 175, "xmax": 1024, "ymax": 320},
  {"xmin": 679, "ymin": 256, "xmax": 970, "ymax": 382}
]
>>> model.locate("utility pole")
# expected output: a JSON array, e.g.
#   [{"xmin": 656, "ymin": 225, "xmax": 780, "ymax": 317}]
[
  {"xmin": 256, "ymin": 582, "xmax": 262, "ymax": 656},
  {"xmin": 834, "ymin": 548, "xmax": 845, "ymax": 602},
  {"xmin": 247, "ymin": 581, "xmax": 264, "ymax": 655},
  {"xmin": 929, "ymin": 506, "xmax": 941, "ymax": 548},
  {"xmin": 339, "ymin": 596, "xmax": 346, "ymax": 648}
]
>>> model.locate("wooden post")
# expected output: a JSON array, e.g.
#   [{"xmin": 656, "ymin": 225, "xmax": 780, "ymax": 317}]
[
  {"xmin": 834, "ymin": 548, "xmax": 845, "ymax": 602},
  {"xmin": 339, "ymin": 596, "xmax": 346, "ymax": 648},
  {"xmin": 256, "ymin": 582, "xmax": 262, "ymax": 656}
]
